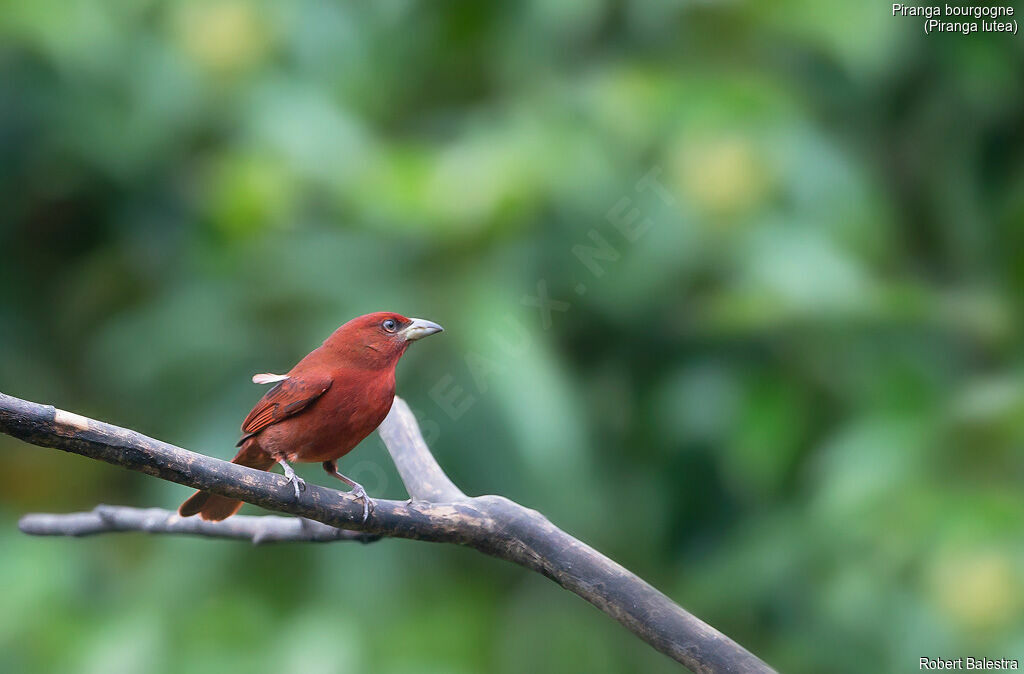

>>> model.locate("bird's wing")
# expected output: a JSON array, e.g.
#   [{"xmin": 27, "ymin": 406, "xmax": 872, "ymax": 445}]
[{"xmin": 237, "ymin": 374, "xmax": 333, "ymax": 444}]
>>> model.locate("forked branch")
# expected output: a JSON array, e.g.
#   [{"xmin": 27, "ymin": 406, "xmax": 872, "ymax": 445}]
[{"xmin": 0, "ymin": 391, "xmax": 773, "ymax": 674}]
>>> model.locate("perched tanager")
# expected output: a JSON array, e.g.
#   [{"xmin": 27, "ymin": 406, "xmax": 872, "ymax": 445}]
[{"xmin": 179, "ymin": 312, "xmax": 443, "ymax": 522}]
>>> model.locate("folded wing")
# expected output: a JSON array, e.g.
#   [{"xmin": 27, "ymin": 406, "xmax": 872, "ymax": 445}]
[{"xmin": 236, "ymin": 375, "xmax": 333, "ymax": 446}]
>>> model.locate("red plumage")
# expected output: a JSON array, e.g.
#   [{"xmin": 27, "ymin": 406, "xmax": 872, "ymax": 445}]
[{"xmin": 178, "ymin": 312, "xmax": 443, "ymax": 522}]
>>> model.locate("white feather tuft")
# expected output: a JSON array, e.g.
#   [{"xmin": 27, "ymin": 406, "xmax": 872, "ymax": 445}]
[{"xmin": 252, "ymin": 373, "xmax": 289, "ymax": 385}]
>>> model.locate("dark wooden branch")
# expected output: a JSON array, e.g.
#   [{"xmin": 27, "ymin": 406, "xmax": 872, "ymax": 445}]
[{"xmin": 0, "ymin": 391, "xmax": 774, "ymax": 674}]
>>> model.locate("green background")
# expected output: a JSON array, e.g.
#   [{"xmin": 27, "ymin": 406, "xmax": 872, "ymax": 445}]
[{"xmin": 2, "ymin": 1, "xmax": 1023, "ymax": 672}]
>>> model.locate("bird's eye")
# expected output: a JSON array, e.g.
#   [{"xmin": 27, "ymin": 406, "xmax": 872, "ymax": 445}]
[{"xmin": 382, "ymin": 319, "xmax": 398, "ymax": 333}]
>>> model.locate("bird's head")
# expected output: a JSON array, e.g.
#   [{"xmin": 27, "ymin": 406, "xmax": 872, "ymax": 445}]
[{"xmin": 324, "ymin": 312, "xmax": 444, "ymax": 367}]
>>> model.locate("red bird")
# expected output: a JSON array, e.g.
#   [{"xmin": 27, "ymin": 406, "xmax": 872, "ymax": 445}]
[{"xmin": 178, "ymin": 312, "xmax": 443, "ymax": 522}]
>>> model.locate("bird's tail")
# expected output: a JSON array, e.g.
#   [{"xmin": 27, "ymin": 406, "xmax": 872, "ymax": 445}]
[{"xmin": 178, "ymin": 440, "xmax": 275, "ymax": 521}]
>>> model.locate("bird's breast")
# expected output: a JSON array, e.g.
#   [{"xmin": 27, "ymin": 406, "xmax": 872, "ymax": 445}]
[{"xmin": 260, "ymin": 369, "xmax": 396, "ymax": 463}]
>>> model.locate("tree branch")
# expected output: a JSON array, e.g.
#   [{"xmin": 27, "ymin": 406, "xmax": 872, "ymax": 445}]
[
  {"xmin": 377, "ymin": 399, "xmax": 464, "ymax": 501},
  {"xmin": 0, "ymin": 391, "xmax": 774, "ymax": 674},
  {"xmin": 19, "ymin": 505, "xmax": 381, "ymax": 544}
]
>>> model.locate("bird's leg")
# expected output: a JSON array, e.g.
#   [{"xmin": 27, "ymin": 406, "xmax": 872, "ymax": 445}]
[
  {"xmin": 276, "ymin": 458, "xmax": 306, "ymax": 500},
  {"xmin": 322, "ymin": 460, "xmax": 372, "ymax": 522}
]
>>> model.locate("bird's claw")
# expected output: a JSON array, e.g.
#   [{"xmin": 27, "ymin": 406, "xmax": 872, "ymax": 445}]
[
  {"xmin": 288, "ymin": 475, "xmax": 306, "ymax": 500},
  {"xmin": 349, "ymin": 484, "xmax": 372, "ymax": 523},
  {"xmin": 277, "ymin": 459, "xmax": 306, "ymax": 501}
]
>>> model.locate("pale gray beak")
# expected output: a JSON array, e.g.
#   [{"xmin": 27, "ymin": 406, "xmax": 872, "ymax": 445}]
[{"xmin": 403, "ymin": 317, "xmax": 444, "ymax": 341}]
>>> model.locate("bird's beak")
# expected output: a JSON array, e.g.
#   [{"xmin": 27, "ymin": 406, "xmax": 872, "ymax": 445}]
[{"xmin": 403, "ymin": 318, "xmax": 444, "ymax": 341}]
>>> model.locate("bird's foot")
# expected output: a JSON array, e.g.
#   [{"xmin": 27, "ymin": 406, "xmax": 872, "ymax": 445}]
[
  {"xmin": 277, "ymin": 459, "xmax": 306, "ymax": 501},
  {"xmin": 288, "ymin": 474, "xmax": 306, "ymax": 501},
  {"xmin": 349, "ymin": 483, "xmax": 372, "ymax": 523},
  {"xmin": 321, "ymin": 462, "xmax": 372, "ymax": 522}
]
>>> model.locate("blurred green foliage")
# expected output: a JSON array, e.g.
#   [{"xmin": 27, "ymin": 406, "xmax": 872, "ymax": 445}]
[{"xmin": 2, "ymin": 1, "xmax": 1023, "ymax": 673}]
